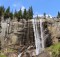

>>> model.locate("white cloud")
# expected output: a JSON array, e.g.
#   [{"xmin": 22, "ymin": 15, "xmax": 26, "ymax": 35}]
[
  {"xmin": 33, "ymin": 14, "xmax": 43, "ymax": 18},
  {"xmin": 13, "ymin": 4, "xmax": 17, "ymax": 7},
  {"xmin": 21, "ymin": 6, "xmax": 25, "ymax": 12},
  {"xmin": 33, "ymin": 14, "xmax": 52, "ymax": 18},
  {"xmin": 12, "ymin": 4, "xmax": 25, "ymax": 12}
]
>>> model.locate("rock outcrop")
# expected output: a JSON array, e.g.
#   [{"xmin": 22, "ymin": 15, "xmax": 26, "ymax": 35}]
[{"xmin": 0, "ymin": 18, "xmax": 60, "ymax": 57}]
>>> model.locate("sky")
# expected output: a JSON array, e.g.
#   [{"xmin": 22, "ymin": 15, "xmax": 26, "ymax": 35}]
[{"xmin": 0, "ymin": 0, "xmax": 60, "ymax": 17}]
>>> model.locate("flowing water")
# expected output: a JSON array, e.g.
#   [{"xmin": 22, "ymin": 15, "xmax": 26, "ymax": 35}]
[
  {"xmin": 40, "ymin": 19, "xmax": 45, "ymax": 49},
  {"xmin": 32, "ymin": 19, "xmax": 44, "ymax": 55},
  {"xmin": 18, "ymin": 53, "xmax": 22, "ymax": 57},
  {"xmin": 18, "ymin": 19, "xmax": 45, "ymax": 57},
  {"xmin": 32, "ymin": 19, "xmax": 41, "ymax": 55}
]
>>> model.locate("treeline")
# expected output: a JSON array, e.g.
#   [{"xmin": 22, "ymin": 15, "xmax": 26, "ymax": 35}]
[
  {"xmin": 0, "ymin": 6, "xmax": 33, "ymax": 21},
  {"xmin": 57, "ymin": 11, "xmax": 60, "ymax": 18}
]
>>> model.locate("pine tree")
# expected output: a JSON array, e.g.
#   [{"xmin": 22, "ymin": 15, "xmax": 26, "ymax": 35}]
[
  {"xmin": 43, "ymin": 12, "xmax": 46, "ymax": 19},
  {"xmin": 18, "ymin": 9, "xmax": 22, "ymax": 19},
  {"xmin": 28, "ymin": 6, "xmax": 33, "ymax": 19},
  {"xmin": 0, "ymin": 6, "xmax": 5, "ymax": 21},
  {"xmin": 0, "ymin": 6, "xmax": 5, "ymax": 17},
  {"xmin": 26, "ymin": 10, "xmax": 29, "ymax": 20},
  {"xmin": 30, "ymin": 6, "xmax": 33, "ymax": 19},
  {"xmin": 10, "ymin": 12, "xmax": 13, "ymax": 19},
  {"xmin": 57, "ymin": 11, "xmax": 60, "ymax": 18},
  {"xmin": 23, "ymin": 9, "xmax": 27, "ymax": 19},
  {"xmin": 4, "ymin": 7, "xmax": 10, "ymax": 19},
  {"xmin": 14, "ymin": 10, "xmax": 18, "ymax": 18}
]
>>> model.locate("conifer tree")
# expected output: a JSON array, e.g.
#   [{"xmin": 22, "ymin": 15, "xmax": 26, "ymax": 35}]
[
  {"xmin": 4, "ymin": 7, "xmax": 10, "ymax": 19},
  {"xmin": 28, "ymin": 6, "xmax": 33, "ymax": 19},
  {"xmin": 17, "ymin": 9, "xmax": 22, "ymax": 21},
  {"xmin": 14, "ymin": 10, "xmax": 18, "ymax": 18},
  {"xmin": 0, "ymin": 6, "xmax": 5, "ymax": 17},
  {"xmin": 0, "ymin": 6, "xmax": 5, "ymax": 21},
  {"xmin": 57, "ymin": 11, "xmax": 60, "ymax": 18},
  {"xmin": 23, "ymin": 8, "xmax": 27, "ymax": 19},
  {"xmin": 43, "ymin": 12, "xmax": 46, "ymax": 19},
  {"xmin": 30, "ymin": 6, "xmax": 33, "ymax": 19},
  {"xmin": 18, "ymin": 9, "xmax": 22, "ymax": 19},
  {"xmin": 10, "ymin": 12, "xmax": 13, "ymax": 19}
]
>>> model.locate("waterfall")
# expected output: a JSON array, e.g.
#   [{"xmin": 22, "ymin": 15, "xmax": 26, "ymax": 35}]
[
  {"xmin": 32, "ymin": 19, "xmax": 41, "ymax": 55},
  {"xmin": 40, "ymin": 19, "xmax": 45, "ymax": 49},
  {"xmin": 18, "ymin": 53, "xmax": 22, "ymax": 57},
  {"xmin": 32, "ymin": 19, "xmax": 45, "ymax": 55},
  {"xmin": 18, "ymin": 19, "xmax": 45, "ymax": 56}
]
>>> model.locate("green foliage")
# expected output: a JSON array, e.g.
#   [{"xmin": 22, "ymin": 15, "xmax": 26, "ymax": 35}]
[
  {"xmin": 14, "ymin": 10, "xmax": 18, "ymax": 18},
  {"xmin": 23, "ymin": 8, "xmax": 27, "ymax": 19},
  {"xmin": 52, "ymin": 51, "xmax": 58, "ymax": 57},
  {"xmin": 0, "ymin": 55, "xmax": 6, "ymax": 57},
  {"xmin": 43, "ymin": 12, "xmax": 46, "ymax": 19},
  {"xmin": 0, "ymin": 6, "xmax": 5, "ymax": 17},
  {"xmin": 10, "ymin": 12, "xmax": 13, "ymax": 19},
  {"xmin": 26, "ymin": 10, "xmax": 29, "ymax": 20},
  {"xmin": 4, "ymin": 7, "xmax": 13, "ymax": 19},
  {"xmin": 14, "ymin": 9, "xmax": 23, "ymax": 21},
  {"xmin": 14, "ymin": 6, "xmax": 33, "ymax": 21},
  {"xmin": 0, "ymin": 6, "xmax": 33, "ymax": 20},
  {"xmin": 28, "ymin": 6, "xmax": 33, "ymax": 19},
  {"xmin": 17, "ymin": 9, "xmax": 22, "ymax": 21},
  {"xmin": 6, "ymin": 48, "xmax": 16, "ymax": 52},
  {"xmin": 4, "ymin": 7, "xmax": 10, "ymax": 19},
  {"xmin": 57, "ymin": 11, "xmax": 60, "ymax": 18},
  {"xmin": 49, "ymin": 43, "xmax": 60, "ymax": 57},
  {"xmin": 6, "ymin": 7, "xmax": 10, "ymax": 13}
]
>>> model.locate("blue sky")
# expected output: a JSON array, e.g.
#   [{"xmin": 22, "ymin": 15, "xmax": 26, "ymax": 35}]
[{"xmin": 0, "ymin": 0, "xmax": 60, "ymax": 16}]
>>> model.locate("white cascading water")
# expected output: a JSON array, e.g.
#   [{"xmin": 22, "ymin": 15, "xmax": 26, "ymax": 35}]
[
  {"xmin": 18, "ymin": 53, "xmax": 22, "ymax": 57},
  {"xmin": 32, "ymin": 19, "xmax": 45, "ymax": 55},
  {"xmin": 18, "ymin": 19, "xmax": 45, "ymax": 57},
  {"xmin": 40, "ymin": 19, "xmax": 45, "ymax": 50},
  {"xmin": 32, "ymin": 19, "xmax": 41, "ymax": 55}
]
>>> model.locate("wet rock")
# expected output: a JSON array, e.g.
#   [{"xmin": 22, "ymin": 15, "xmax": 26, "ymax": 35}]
[
  {"xmin": 21, "ymin": 52, "xmax": 30, "ymax": 57},
  {"xmin": 38, "ymin": 51, "xmax": 51, "ymax": 57},
  {"xmin": 6, "ymin": 52, "xmax": 18, "ymax": 57}
]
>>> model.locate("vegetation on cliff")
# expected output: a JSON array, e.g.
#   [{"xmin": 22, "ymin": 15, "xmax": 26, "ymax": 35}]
[
  {"xmin": 47, "ymin": 43, "xmax": 60, "ymax": 57},
  {"xmin": 0, "ymin": 55, "xmax": 6, "ymax": 57}
]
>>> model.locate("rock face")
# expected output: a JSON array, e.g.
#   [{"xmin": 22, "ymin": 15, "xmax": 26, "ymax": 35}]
[
  {"xmin": 0, "ymin": 17, "xmax": 60, "ymax": 57},
  {"xmin": 0, "ymin": 19, "xmax": 34, "ymax": 48},
  {"xmin": 47, "ymin": 19, "xmax": 60, "ymax": 44},
  {"xmin": 0, "ymin": 18, "xmax": 52, "ymax": 48},
  {"xmin": 18, "ymin": 45, "xmax": 36, "ymax": 57},
  {"xmin": 7, "ymin": 52, "xmax": 18, "ymax": 57},
  {"xmin": 38, "ymin": 51, "xmax": 51, "ymax": 57}
]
